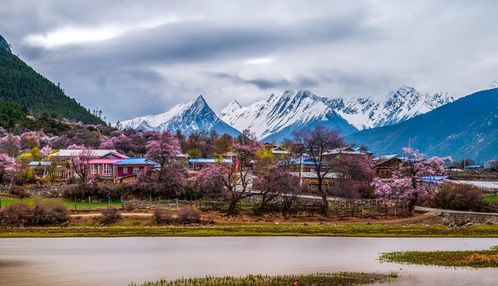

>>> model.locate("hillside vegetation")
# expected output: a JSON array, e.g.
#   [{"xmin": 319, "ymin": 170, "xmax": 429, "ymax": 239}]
[{"xmin": 0, "ymin": 45, "xmax": 103, "ymax": 126}]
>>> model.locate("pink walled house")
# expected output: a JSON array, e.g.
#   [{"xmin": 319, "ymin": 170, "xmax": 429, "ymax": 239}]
[
  {"xmin": 48, "ymin": 149, "xmax": 128, "ymax": 179},
  {"xmin": 112, "ymin": 158, "xmax": 159, "ymax": 181}
]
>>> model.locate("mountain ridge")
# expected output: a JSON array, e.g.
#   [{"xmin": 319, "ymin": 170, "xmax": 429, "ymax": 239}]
[
  {"xmin": 346, "ymin": 88, "xmax": 498, "ymax": 161},
  {"xmin": 120, "ymin": 95, "xmax": 240, "ymax": 136},
  {"xmin": 0, "ymin": 34, "xmax": 103, "ymax": 125},
  {"xmin": 218, "ymin": 86, "xmax": 452, "ymax": 139}
]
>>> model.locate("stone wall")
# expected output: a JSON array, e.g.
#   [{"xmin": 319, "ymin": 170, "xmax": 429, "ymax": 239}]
[{"xmin": 416, "ymin": 206, "xmax": 498, "ymax": 225}]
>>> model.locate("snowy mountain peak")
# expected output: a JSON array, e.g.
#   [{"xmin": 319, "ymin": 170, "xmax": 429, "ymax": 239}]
[
  {"xmin": 120, "ymin": 95, "xmax": 239, "ymax": 136},
  {"xmin": 219, "ymin": 86, "xmax": 454, "ymax": 139},
  {"xmin": 218, "ymin": 89, "xmax": 356, "ymax": 140},
  {"xmin": 334, "ymin": 86, "xmax": 453, "ymax": 129}
]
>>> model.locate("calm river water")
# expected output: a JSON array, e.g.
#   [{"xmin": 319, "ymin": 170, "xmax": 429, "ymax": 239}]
[{"xmin": 1, "ymin": 237, "xmax": 497, "ymax": 286}]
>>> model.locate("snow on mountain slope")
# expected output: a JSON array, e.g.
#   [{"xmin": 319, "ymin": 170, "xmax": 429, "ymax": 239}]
[
  {"xmin": 218, "ymin": 90, "xmax": 357, "ymax": 140},
  {"xmin": 121, "ymin": 95, "xmax": 240, "ymax": 136},
  {"xmin": 219, "ymin": 86, "xmax": 453, "ymax": 140},
  {"xmin": 331, "ymin": 86, "xmax": 454, "ymax": 129}
]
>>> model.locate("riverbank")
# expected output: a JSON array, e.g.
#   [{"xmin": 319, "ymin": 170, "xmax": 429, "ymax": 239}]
[
  {"xmin": 129, "ymin": 272, "xmax": 398, "ymax": 286},
  {"xmin": 2, "ymin": 223, "xmax": 498, "ymax": 238},
  {"xmin": 379, "ymin": 246, "xmax": 498, "ymax": 268}
]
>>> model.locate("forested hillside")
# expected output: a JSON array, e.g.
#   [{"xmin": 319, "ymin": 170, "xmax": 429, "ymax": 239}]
[{"xmin": 0, "ymin": 36, "xmax": 103, "ymax": 126}]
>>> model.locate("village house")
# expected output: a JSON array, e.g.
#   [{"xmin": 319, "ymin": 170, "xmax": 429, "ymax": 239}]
[
  {"xmin": 28, "ymin": 161, "xmax": 52, "ymax": 178},
  {"xmin": 187, "ymin": 158, "xmax": 233, "ymax": 170},
  {"xmin": 372, "ymin": 154, "xmax": 404, "ymax": 178},
  {"xmin": 289, "ymin": 171, "xmax": 341, "ymax": 188},
  {"xmin": 48, "ymin": 149, "xmax": 128, "ymax": 179},
  {"xmin": 112, "ymin": 158, "xmax": 159, "ymax": 182},
  {"xmin": 322, "ymin": 147, "xmax": 373, "ymax": 162}
]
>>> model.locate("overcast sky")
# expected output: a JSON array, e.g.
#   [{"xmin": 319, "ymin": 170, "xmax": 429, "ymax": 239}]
[{"xmin": 1, "ymin": 0, "xmax": 498, "ymax": 122}]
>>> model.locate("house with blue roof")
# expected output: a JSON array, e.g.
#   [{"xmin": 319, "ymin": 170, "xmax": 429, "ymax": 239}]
[
  {"xmin": 112, "ymin": 158, "xmax": 159, "ymax": 181},
  {"xmin": 188, "ymin": 158, "xmax": 233, "ymax": 170},
  {"xmin": 28, "ymin": 161, "xmax": 53, "ymax": 178}
]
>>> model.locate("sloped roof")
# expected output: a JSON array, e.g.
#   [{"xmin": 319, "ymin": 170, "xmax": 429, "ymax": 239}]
[
  {"xmin": 289, "ymin": 171, "xmax": 341, "ymax": 179},
  {"xmin": 188, "ymin": 158, "xmax": 233, "ymax": 164},
  {"xmin": 113, "ymin": 158, "xmax": 158, "ymax": 166},
  {"xmin": 28, "ymin": 161, "xmax": 52, "ymax": 166},
  {"xmin": 50, "ymin": 149, "xmax": 119, "ymax": 157}
]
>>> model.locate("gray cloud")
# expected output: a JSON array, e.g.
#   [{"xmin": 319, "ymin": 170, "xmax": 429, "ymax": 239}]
[{"xmin": 1, "ymin": 0, "xmax": 498, "ymax": 121}]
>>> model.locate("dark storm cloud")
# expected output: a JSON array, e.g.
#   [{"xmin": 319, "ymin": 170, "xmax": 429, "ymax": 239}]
[
  {"xmin": 210, "ymin": 72, "xmax": 290, "ymax": 89},
  {"xmin": 210, "ymin": 72, "xmax": 320, "ymax": 90}
]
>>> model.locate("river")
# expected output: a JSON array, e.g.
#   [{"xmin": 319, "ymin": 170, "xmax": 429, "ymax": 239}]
[{"xmin": 1, "ymin": 237, "xmax": 497, "ymax": 285}]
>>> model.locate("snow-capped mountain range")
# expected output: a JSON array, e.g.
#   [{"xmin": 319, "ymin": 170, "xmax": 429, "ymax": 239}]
[
  {"xmin": 219, "ymin": 86, "xmax": 453, "ymax": 140},
  {"xmin": 325, "ymin": 86, "xmax": 454, "ymax": 130},
  {"xmin": 120, "ymin": 95, "xmax": 240, "ymax": 136},
  {"xmin": 120, "ymin": 86, "xmax": 454, "ymax": 142},
  {"xmin": 218, "ymin": 90, "xmax": 357, "ymax": 141}
]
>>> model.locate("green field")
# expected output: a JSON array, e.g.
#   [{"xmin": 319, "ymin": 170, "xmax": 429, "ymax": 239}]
[
  {"xmin": 1, "ymin": 224, "xmax": 498, "ymax": 238},
  {"xmin": 484, "ymin": 194, "xmax": 497, "ymax": 205},
  {"xmin": 379, "ymin": 246, "xmax": 498, "ymax": 268},
  {"xmin": 0, "ymin": 197, "xmax": 122, "ymax": 210}
]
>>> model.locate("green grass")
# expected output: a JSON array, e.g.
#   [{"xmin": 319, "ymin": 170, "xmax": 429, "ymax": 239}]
[
  {"xmin": 379, "ymin": 246, "xmax": 498, "ymax": 268},
  {"xmin": 0, "ymin": 197, "xmax": 121, "ymax": 210},
  {"xmin": 1, "ymin": 224, "xmax": 498, "ymax": 238},
  {"xmin": 129, "ymin": 272, "xmax": 398, "ymax": 286},
  {"xmin": 484, "ymin": 194, "xmax": 497, "ymax": 205}
]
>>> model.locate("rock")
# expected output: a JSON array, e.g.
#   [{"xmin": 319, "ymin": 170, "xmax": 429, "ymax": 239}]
[{"xmin": 485, "ymin": 220, "xmax": 495, "ymax": 225}]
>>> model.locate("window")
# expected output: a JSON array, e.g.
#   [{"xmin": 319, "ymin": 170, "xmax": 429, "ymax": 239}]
[
  {"xmin": 133, "ymin": 167, "xmax": 140, "ymax": 173},
  {"xmin": 123, "ymin": 167, "xmax": 128, "ymax": 174},
  {"xmin": 103, "ymin": 164, "xmax": 112, "ymax": 176}
]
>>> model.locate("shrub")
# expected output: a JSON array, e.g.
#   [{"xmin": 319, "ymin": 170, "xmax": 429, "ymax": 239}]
[
  {"xmin": 100, "ymin": 206, "xmax": 121, "ymax": 225},
  {"xmin": 177, "ymin": 206, "xmax": 201, "ymax": 224},
  {"xmin": 0, "ymin": 204, "xmax": 32, "ymax": 227},
  {"xmin": 8, "ymin": 186, "xmax": 31, "ymax": 198},
  {"xmin": 63, "ymin": 182, "xmax": 120, "ymax": 202},
  {"xmin": 152, "ymin": 208, "xmax": 174, "ymax": 225},
  {"xmin": 30, "ymin": 204, "xmax": 69, "ymax": 226},
  {"xmin": 434, "ymin": 183, "xmax": 493, "ymax": 212},
  {"xmin": 0, "ymin": 203, "xmax": 69, "ymax": 227}
]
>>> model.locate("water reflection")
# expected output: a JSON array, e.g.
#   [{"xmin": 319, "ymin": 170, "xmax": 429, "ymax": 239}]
[{"xmin": 0, "ymin": 237, "xmax": 497, "ymax": 286}]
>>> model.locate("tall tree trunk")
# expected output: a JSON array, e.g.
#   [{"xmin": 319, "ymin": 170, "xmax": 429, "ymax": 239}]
[
  {"xmin": 317, "ymin": 178, "xmax": 328, "ymax": 216},
  {"xmin": 227, "ymin": 198, "xmax": 238, "ymax": 216}
]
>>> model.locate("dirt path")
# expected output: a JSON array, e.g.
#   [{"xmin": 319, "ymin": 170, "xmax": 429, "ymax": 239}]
[
  {"xmin": 70, "ymin": 209, "xmax": 440, "ymax": 225},
  {"xmin": 70, "ymin": 212, "xmax": 152, "ymax": 218}
]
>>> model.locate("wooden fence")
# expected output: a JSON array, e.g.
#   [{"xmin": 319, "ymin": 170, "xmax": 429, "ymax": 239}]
[{"xmin": 122, "ymin": 196, "xmax": 410, "ymax": 217}]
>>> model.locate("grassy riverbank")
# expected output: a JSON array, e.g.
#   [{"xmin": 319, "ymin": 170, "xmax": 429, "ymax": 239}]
[
  {"xmin": 129, "ymin": 272, "xmax": 397, "ymax": 286},
  {"xmin": 0, "ymin": 197, "xmax": 122, "ymax": 209},
  {"xmin": 379, "ymin": 246, "xmax": 498, "ymax": 268},
  {"xmin": 1, "ymin": 223, "xmax": 498, "ymax": 238}
]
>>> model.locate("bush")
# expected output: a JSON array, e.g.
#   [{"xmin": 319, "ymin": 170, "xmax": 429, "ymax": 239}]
[
  {"xmin": 434, "ymin": 183, "xmax": 493, "ymax": 212},
  {"xmin": 100, "ymin": 206, "xmax": 121, "ymax": 225},
  {"xmin": 30, "ymin": 204, "xmax": 69, "ymax": 226},
  {"xmin": 0, "ymin": 203, "xmax": 68, "ymax": 227},
  {"xmin": 9, "ymin": 186, "xmax": 31, "ymax": 198},
  {"xmin": 63, "ymin": 182, "xmax": 120, "ymax": 202},
  {"xmin": 177, "ymin": 206, "xmax": 201, "ymax": 224},
  {"xmin": 152, "ymin": 208, "xmax": 174, "ymax": 225},
  {"xmin": 0, "ymin": 204, "xmax": 32, "ymax": 227}
]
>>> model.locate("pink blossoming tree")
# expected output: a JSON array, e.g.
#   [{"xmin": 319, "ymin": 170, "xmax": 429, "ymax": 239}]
[
  {"xmin": 196, "ymin": 131, "xmax": 260, "ymax": 215},
  {"xmin": 145, "ymin": 131, "xmax": 181, "ymax": 182},
  {"xmin": 292, "ymin": 125, "xmax": 345, "ymax": 215},
  {"xmin": 70, "ymin": 148, "xmax": 95, "ymax": 183},
  {"xmin": 0, "ymin": 134, "xmax": 21, "ymax": 157},
  {"xmin": 371, "ymin": 147, "xmax": 448, "ymax": 214},
  {"xmin": 0, "ymin": 153, "xmax": 17, "ymax": 184}
]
